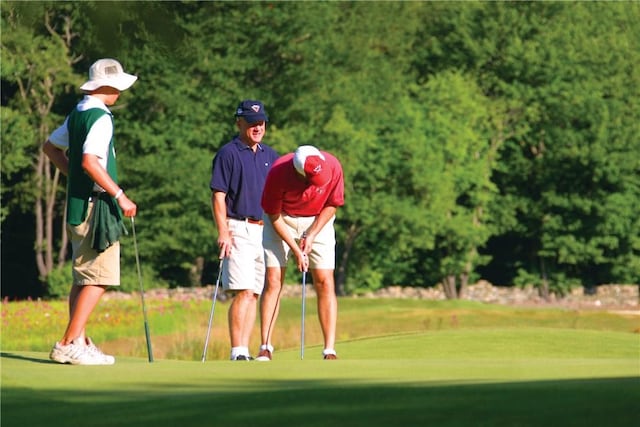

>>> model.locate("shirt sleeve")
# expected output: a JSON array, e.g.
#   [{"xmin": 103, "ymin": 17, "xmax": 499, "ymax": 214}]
[
  {"xmin": 326, "ymin": 157, "xmax": 345, "ymax": 208},
  {"xmin": 261, "ymin": 168, "xmax": 283, "ymax": 215},
  {"xmin": 210, "ymin": 149, "xmax": 232, "ymax": 193},
  {"xmin": 83, "ymin": 115, "xmax": 113, "ymax": 159},
  {"xmin": 48, "ymin": 118, "xmax": 70, "ymax": 149}
]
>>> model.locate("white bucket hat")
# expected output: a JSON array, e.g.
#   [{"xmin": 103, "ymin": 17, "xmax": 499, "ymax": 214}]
[{"xmin": 80, "ymin": 58, "xmax": 138, "ymax": 92}]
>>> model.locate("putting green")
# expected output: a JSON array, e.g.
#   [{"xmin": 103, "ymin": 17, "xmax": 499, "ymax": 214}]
[{"xmin": 2, "ymin": 329, "xmax": 638, "ymax": 427}]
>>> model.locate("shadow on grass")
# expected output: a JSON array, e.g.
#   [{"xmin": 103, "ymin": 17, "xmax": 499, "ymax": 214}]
[
  {"xmin": 2, "ymin": 375, "xmax": 638, "ymax": 427},
  {"xmin": 0, "ymin": 352, "xmax": 56, "ymax": 364}
]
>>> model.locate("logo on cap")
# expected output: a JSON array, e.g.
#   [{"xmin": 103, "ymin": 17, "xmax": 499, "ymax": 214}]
[
  {"xmin": 293, "ymin": 145, "xmax": 332, "ymax": 187},
  {"xmin": 235, "ymin": 100, "xmax": 268, "ymax": 124}
]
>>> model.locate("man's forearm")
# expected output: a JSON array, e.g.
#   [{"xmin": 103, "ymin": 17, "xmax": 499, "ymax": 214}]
[
  {"xmin": 306, "ymin": 206, "xmax": 337, "ymax": 237},
  {"xmin": 42, "ymin": 141, "xmax": 69, "ymax": 176},
  {"xmin": 269, "ymin": 213, "xmax": 302, "ymax": 254},
  {"xmin": 211, "ymin": 192, "xmax": 230, "ymax": 236}
]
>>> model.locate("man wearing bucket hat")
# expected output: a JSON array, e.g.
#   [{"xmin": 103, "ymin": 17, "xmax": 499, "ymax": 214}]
[
  {"xmin": 209, "ymin": 100, "xmax": 279, "ymax": 361},
  {"xmin": 42, "ymin": 58, "xmax": 138, "ymax": 365},
  {"xmin": 257, "ymin": 145, "xmax": 344, "ymax": 361}
]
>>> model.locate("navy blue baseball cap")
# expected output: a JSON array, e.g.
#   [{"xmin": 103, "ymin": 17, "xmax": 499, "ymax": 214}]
[{"xmin": 235, "ymin": 100, "xmax": 268, "ymax": 124}]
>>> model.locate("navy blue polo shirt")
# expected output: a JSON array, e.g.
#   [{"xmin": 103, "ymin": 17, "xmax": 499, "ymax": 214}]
[{"xmin": 210, "ymin": 137, "xmax": 279, "ymax": 220}]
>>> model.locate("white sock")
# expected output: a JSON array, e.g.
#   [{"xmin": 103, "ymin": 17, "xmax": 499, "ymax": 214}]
[
  {"xmin": 322, "ymin": 348, "xmax": 337, "ymax": 357},
  {"xmin": 71, "ymin": 337, "xmax": 87, "ymax": 347},
  {"xmin": 260, "ymin": 344, "xmax": 274, "ymax": 353},
  {"xmin": 230, "ymin": 346, "xmax": 248, "ymax": 359}
]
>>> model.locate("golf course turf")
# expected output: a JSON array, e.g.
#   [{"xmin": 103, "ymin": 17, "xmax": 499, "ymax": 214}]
[
  {"xmin": 3, "ymin": 328, "xmax": 639, "ymax": 427},
  {"xmin": 2, "ymin": 298, "xmax": 638, "ymax": 426}
]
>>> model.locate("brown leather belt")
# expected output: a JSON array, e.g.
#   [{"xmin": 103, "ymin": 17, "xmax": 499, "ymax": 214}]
[{"xmin": 230, "ymin": 217, "xmax": 264, "ymax": 225}]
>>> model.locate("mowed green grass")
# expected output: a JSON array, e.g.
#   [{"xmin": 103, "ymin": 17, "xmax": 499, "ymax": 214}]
[{"xmin": 2, "ymin": 297, "xmax": 639, "ymax": 427}]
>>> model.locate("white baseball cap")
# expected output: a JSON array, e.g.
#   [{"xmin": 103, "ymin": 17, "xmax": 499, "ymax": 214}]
[
  {"xmin": 293, "ymin": 145, "xmax": 332, "ymax": 187},
  {"xmin": 80, "ymin": 58, "xmax": 138, "ymax": 92}
]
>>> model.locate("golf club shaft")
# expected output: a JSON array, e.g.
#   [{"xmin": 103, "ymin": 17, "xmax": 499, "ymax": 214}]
[
  {"xmin": 299, "ymin": 235, "xmax": 308, "ymax": 361},
  {"xmin": 202, "ymin": 258, "xmax": 223, "ymax": 362},
  {"xmin": 301, "ymin": 270, "xmax": 306, "ymax": 360},
  {"xmin": 131, "ymin": 217, "xmax": 154, "ymax": 363}
]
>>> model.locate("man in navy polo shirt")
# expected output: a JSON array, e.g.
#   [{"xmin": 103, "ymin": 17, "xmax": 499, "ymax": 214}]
[{"xmin": 210, "ymin": 100, "xmax": 279, "ymax": 361}]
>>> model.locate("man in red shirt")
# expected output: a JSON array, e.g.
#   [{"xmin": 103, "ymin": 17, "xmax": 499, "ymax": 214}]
[{"xmin": 257, "ymin": 145, "xmax": 344, "ymax": 360}]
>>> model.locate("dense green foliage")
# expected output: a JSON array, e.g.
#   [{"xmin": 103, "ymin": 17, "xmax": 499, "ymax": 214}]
[{"xmin": 2, "ymin": 1, "xmax": 639, "ymax": 298}]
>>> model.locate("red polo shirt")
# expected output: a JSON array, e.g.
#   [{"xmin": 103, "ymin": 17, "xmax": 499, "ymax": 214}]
[{"xmin": 261, "ymin": 152, "xmax": 344, "ymax": 217}]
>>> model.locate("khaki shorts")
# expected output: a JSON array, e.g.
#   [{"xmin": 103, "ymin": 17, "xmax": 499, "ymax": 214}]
[
  {"xmin": 68, "ymin": 201, "xmax": 120, "ymax": 286},
  {"xmin": 263, "ymin": 214, "xmax": 336, "ymax": 269},
  {"xmin": 222, "ymin": 219, "xmax": 266, "ymax": 295}
]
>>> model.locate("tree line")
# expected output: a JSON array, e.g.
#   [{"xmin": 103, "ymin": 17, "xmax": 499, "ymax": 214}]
[{"xmin": 2, "ymin": 1, "xmax": 638, "ymax": 299}]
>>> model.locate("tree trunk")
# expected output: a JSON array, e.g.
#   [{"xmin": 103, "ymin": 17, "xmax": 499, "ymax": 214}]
[
  {"xmin": 538, "ymin": 257, "xmax": 550, "ymax": 301},
  {"xmin": 33, "ymin": 11, "xmax": 78, "ymax": 285},
  {"xmin": 35, "ymin": 97, "xmax": 57, "ymax": 280},
  {"xmin": 190, "ymin": 256, "xmax": 205, "ymax": 286},
  {"xmin": 458, "ymin": 271, "xmax": 469, "ymax": 298},
  {"xmin": 35, "ymin": 151, "xmax": 47, "ymax": 279},
  {"xmin": 442, "ymin": 275, "xmax": 457, "ymax": 299},
  {"xmin": 458, "ymin": 256, "xmax": 474, "ymax": 298},
  {"xmin": 45, "ymin": 157, "xmax": 68, "ymax": 268},
  {"xmin": 335, "ymin": 223, "xmax": 359, "ymax": 296}
]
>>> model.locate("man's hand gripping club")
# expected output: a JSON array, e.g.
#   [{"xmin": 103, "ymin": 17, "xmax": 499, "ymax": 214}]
[{"xmin": 297, "ymin": 231, "xmax": 310, "ymax": 273}]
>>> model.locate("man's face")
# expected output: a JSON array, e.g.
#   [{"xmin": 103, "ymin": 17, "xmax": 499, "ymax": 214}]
[
  {"xmin": 237, "ymin": 118, "xmax": 266, "ymax": 145},
  {"xmin": 99, "ymin": 86, "xmax": 121, "ymax": 106}
]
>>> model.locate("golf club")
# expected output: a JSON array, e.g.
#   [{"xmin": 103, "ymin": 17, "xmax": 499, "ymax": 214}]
[
  {"xmin": 301, "ymin": 268, "xmax": 307, "ymax": 360},
  {"xmin": 202, "ymin": 258, "xmax": 223, "ymax": 362},
  {"xmin": 131, "ymin": 216, "xmax": 154, "ymax": 363},
  {"xmin": 300, "ymin": 233, "xmax": 309, "ymax": 360}
]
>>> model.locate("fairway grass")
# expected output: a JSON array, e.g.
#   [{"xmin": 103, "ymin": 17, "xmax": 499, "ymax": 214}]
[
  {"xmin": 2, "ymin": 329, "xmax": 639, "ymax": 427},
  {"xmin": 3, "ymin": 297, "xmax": 639, "ymax": 361}
]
